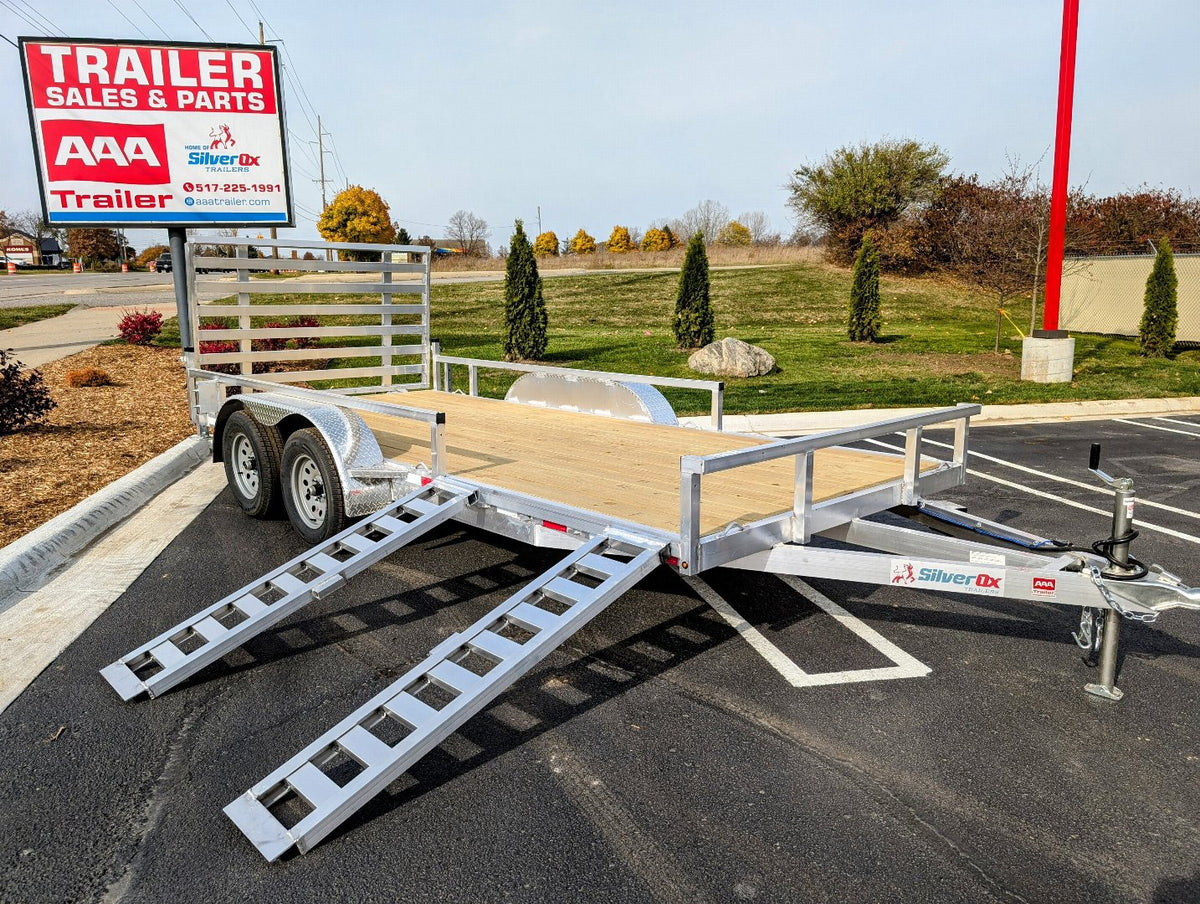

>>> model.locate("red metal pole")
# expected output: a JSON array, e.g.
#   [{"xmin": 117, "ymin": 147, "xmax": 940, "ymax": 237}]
[{"xmin": 1042, "ymin": 0, "xmax": 1080, "ymax": 332}]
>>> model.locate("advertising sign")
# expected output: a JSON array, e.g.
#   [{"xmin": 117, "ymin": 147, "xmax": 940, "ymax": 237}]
[{"xmin": 19, "ymin": 37, "xmax": 293, "ymax": 228}]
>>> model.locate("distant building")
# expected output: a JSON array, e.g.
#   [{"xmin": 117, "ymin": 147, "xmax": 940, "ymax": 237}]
[
  {"xmin": 1, "ymin": 230, "xmax": 39, "ymax": 265},
  {"xmin": 0, "ymin": 231, "xmax": 65, "ymax": 267}
]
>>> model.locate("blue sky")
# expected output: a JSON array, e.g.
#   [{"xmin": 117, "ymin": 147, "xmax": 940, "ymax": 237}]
[{"xmin": 2, "ymin": 0, "xmax": 1198, "ymax": 251}]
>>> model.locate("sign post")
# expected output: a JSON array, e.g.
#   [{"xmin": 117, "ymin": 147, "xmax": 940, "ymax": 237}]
[{"xmin": 18, "ymin": 37, "xmax": 294, "ymax": 353}]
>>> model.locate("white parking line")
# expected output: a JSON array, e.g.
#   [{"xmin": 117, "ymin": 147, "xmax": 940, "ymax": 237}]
[
  {"xmin": 908, "ymin": 434, "xmax": 1200, "ymax": 523},
  {"xmin": 1153, "ymin": 417, "xmax": 1200, "ymax": 428},
  {"xmin": 865, "ymin": 438, "xmax": 1200, "ymax": 547},
  {"xmin": 685, "ymin": 575, "xmax": 930, "ymax": 687},
  {"xmin": 1114, "ymin": 418, "xmax": 1200, "ymax": 438}
]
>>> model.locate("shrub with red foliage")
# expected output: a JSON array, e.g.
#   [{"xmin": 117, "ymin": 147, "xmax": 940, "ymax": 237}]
[{"xmin": 118, "ymin": 309, "xmax": 164, "ymax": 345}]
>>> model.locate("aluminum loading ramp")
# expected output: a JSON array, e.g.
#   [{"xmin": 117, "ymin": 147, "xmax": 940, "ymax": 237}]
[
  {"xmin": 101, "ymin": 484, "xmax": 473, "ymax": 701},
  {"xmin": 224, "ymin": 533, "xmax": 664, "ymax": 861}
]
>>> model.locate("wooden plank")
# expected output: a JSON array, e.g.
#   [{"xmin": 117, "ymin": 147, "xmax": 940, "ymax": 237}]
[
  {"xmin": 194, "ymin": 280, "xmax": 424, "ymax": 296},
  {"xmin": 356, "ymin": 391, "xmax": 936, "ymax": 536}
]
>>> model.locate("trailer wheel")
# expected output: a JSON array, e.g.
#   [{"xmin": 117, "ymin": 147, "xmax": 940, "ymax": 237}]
[
  {"xmin": 280, "ymin": 428, "xmax": 347, "ymax": 543},
  {"xmin": 221, "ymin": 410, "xmax": 283, "ymax": 518}
]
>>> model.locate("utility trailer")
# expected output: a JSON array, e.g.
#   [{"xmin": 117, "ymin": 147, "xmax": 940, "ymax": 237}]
[{"xmin": 102, "ymin": 238, "xmax": 1200, "ymax": 861}]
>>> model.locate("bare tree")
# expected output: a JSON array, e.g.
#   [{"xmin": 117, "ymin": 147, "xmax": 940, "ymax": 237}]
[
  {"xmin": 737, "ymin": 210, "xmax": 775, "ymax": 245},
  {"xmin": 671, "ymin": 200, "xmax": 730, "ymax": 243},
  {"xmin": 447, "ymin": 210, "xmax": 491, "ymax": 257}
]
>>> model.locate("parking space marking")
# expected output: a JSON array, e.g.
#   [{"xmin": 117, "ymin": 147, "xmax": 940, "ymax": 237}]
[
  {"xmin": 907, "ymin": 434, "xmax": 1200, "ymax": 522},
  {"xmin": 685, "ymin": 575, "xmax": 931, "ymax": 688},
  {"xmin": 1114, "ymin": 418, "xmax": 1200, "ymax": 438},
  {"xmin": 865, "ymin": 439, "xmax": 1200, "ymax": 547}
]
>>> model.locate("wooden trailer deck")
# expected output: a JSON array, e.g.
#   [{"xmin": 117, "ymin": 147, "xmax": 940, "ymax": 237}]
[{"xmin": 358, "ymin": 391, "xmax": 931, "ymax": 537}]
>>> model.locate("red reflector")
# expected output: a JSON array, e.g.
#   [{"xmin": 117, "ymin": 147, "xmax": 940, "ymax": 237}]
[
  {"xmin": 542, "ymin": 520, "xmax": 568, "ymax": 533},
  {"xmin": 420, "ymin": 476, "xmax": 433, "ymax": 486},
  {"xmin": 664, "ymin": 556, "xmax": 680, "ymax": 567}
]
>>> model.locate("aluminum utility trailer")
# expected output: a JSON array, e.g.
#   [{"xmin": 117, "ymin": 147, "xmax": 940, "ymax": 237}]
[{"xmin": 102, "ymin": 238, "xmax": 1200, "ymax": 861}]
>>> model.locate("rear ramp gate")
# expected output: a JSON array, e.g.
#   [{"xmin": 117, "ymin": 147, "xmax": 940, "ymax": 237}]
[
  {"xmin": 224, "ymin": 533, "xmax": 663, "ymax": 861},
  {"xmin": 100, "ymin": 484, "xmax": 473, "ymax": 701}
]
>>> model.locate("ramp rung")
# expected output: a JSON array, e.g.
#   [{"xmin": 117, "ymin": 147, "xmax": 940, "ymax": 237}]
[
  {"xmin": 192, "ymin": 616, "xmax": 228, "ymax": 643},
  {"xmin": 384, "ymin": 692, "xmax": 439, "ymax": 729},
  {"xmin": 287, "ymin": 762, "xmax": 341, "ymax": 811},
  {"xmin": 269, "ymin": 572, "xmax": 308, "ymax": 597},
  {"xmin": 371, "ymin": 514, "xmax": 411, "ymax": 535},
  {"xmin": 339, "ymin": 725, "xmax": 393, "ymax": 768},
  {"xmin": 469, "ymin": 630, "xmax": 523, "ymax": 662},
  {"xmin": 576, "ymin": 553, "xmax": 621, "ymax": 578},
  {"xmin": 401, "ymin": 496, "xmax": 438, "ymax": 517},
  {"xmin": 149, "ymin": 641, "xmax": 186, "ymax": 670},
  {"xmin": 101, "ymin": 484, "xmax": 473, "ymax": 701},
  {"xmin": 304, "ymin": 553, "xmax": 343, "ymax": 575},
  {"xmin": 235, "ymin": 595, "xmax": 268, "ymax": 618},
  {"xmin": 508, "ymin": 601, "xmax": 560, "ymax": 633},
  {"xmin": 428, "ymin": 660, "xmax": 484, "ymax": 696},
  {"xmin": 338, "ymin": 533, "xmax": 375, "ymax": 554},
  {"xmin": 543, "ymin": 576, "xmax": 588, "ymax": 606},
  {"xmin": 226, "ymin": 533, "xmax": 665, "ymax": 861}
]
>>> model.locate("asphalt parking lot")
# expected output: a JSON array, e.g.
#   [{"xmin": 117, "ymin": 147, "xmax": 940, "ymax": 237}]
[{"xmin": 1, "ymin": 415, "xmax": 1197, "ymax": 904}]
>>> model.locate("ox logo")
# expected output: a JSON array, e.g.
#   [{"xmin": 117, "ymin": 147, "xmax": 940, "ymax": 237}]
[
  {"xmin": 42, "ymin": 120, "xmax": 169, "ymax": 185},
  {"xmin": 889, "ymin": 559, "xmax": 1008, "ymax": 597}
]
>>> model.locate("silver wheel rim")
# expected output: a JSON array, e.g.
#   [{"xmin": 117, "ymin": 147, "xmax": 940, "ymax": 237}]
[
  {"xmin": 231, "ymin": 432, "xmax": 259, "ymax": 499},
  {"xmin": 290, "ymin": 452, "xmax": 326, "ymax": 530}
]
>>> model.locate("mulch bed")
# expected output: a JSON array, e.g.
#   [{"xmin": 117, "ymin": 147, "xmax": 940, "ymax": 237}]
[{"xmin": 0, "ymin": 345, "xmax": 196, "ymax": 548}]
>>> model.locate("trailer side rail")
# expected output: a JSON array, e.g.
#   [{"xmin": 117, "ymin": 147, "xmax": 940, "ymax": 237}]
[
  {"xmin": 187, "ymin": 237, "xmax": 433, "ymax": 393},
  {"xmin": 677, "ymin": 404, "xmax": 979, "ymax": 573},
  {"xmin": 431, "ymin": 343, "xmax": 726, "ymax": 431},
  {"xmin": 188, "ymin": 369, "xmax": 449, "ymax": 477}
]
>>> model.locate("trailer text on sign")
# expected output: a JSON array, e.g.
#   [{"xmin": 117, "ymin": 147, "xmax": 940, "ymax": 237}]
[{"xmin": 19, "ymin": 37, "xmax": 293, "ymax": 228}]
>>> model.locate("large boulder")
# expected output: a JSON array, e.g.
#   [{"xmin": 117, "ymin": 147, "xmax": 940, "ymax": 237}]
[{"xmin": 687, "ymin": 337, "xmax": 775, "ymax": 378}]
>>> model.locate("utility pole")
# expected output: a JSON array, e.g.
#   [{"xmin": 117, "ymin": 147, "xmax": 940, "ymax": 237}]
[
  {"xmin": 259, "ymin": 22, "xmax": 278, "ymax": 268},
  {"xmin": 316, "ymin": 114, "xmax": 328, "ymax": 211},
  {"xmin": 536, "ymin": 205, "xmax": 542, "ymax": 236},
  {"xmin": 316, "ymin": 115, "xmax": 331, "ymax": 260}
]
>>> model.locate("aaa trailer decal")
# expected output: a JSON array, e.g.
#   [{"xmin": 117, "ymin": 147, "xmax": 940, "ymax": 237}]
[
  {"xmin": 890, "ymin": 560, "xmax": 1007, "ymax": 596},
  {"xmin": 20, "ymin": 37, "xmax": 292, "ymax": 228}
]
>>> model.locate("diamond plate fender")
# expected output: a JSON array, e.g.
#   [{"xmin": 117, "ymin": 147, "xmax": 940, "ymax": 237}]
[{"xmin": 214, "ymin": 393, "xmax": 395, "ymax": 516}]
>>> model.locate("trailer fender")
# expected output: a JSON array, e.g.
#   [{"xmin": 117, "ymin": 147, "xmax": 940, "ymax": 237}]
[{"xmin": 213, "ymin": 393, "xmax": 395, "ymax": 516}]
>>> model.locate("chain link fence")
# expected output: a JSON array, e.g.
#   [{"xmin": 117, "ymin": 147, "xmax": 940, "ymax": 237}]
[{"xmin": 1060, "ymin": 253, "xmax": 1200, "ymax": 345}]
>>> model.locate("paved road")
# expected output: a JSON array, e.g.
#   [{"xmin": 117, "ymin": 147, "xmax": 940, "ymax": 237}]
[{"xmin": 1, "ymin": 417, "xmax": 1197, "ymax": 903}]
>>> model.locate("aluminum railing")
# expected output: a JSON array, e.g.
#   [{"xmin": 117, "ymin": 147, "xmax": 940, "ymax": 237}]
[
  {"xmin": 676, "ymin": 403, "xmax": 979, "ymax": 573},
  {"xmin": 189, "ymin": 370, "xmax": 449, "ymax": 477},
  {"xmin": 430, "ymin": 341, "xmax": 726, "ymax": 430}
]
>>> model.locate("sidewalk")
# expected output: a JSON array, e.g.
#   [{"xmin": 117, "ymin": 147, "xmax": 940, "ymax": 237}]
[{"xmin": 0, "ymin": 302, "xmax": 179, "ymax": 368}]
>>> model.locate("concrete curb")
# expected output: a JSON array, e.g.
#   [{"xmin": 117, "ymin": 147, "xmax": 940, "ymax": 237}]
[
  {"xmin": 681, "ymin": 396, "xmax": 1200, "ymax": 436},
  {"xmin": 0, "ymin": 434, "xmax": 211, "ymax": 611}
]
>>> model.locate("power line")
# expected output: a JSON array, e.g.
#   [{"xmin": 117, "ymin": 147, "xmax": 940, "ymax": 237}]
[
  {"xmin": 223, "ymin": 0, "xmax": 256, "ymax": 41},
  {"xmin": 0, "ymin": 30, "xmax": 17, "ymax": 48},
  {"xmin": 171, "ymin": 0, "xmax": 215, "ymax": 42},
  {"xmin": 14, "ymin": 0, "xmax": 65, "ymax": 35},
  {"xmin": 129, "ymin": 0, "xmax": 171, "ymax": 39},
  {"xmin": 106, "ymin": 0, "xmax": 150, "ymax": 39},
  {"xmin": 0, "ymin": 0, "xmax": 41, "ymax": 32}
]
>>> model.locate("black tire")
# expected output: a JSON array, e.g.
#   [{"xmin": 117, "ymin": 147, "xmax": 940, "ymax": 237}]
[
  {"xmin": 280, "ymin": 428, "xmax": 347, "ymax": 543},
  {"xmin": 221, "ymin": 410, "xmax": 283, "ymax": 518}
]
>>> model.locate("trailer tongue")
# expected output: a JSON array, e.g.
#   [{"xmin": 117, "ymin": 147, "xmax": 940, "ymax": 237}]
[{"xmin": 99, "ymin": 238, "xmax": 1200, "ymax": 860}]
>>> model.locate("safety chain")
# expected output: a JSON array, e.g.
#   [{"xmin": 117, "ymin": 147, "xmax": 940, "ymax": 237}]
[
  {"xmin": 1073, "ymin": 606, "xmax": 1103, "ymax": 657},
  {"xmin": 1089, "ymin": 565, "xmax": 1159, "ymax": 624}
]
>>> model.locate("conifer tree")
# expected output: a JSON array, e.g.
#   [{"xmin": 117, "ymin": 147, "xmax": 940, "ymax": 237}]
[
  {"xmin": 1139, "ymin": 237, "xmax": 1178, "ymax": 357},
  {"xmin": 848, "ymin": 231, "xmax": 882, "ymax": 341},
  {"xmin": 673, "ymin": 232, "xmax": 715, "ymax": 348},
  {"xmin": 504, "ymin": 220, "xmax": 548, "ymax": 361}
]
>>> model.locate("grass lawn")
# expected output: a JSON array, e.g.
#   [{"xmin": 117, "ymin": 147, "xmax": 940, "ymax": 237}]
[
  {"xmin": 0, "ymin": 304, "xmax": 74, "ymax": 331},
  {"xmin": 155, "ymin": 262, "xmax": 1200, "ymax": 416}
]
